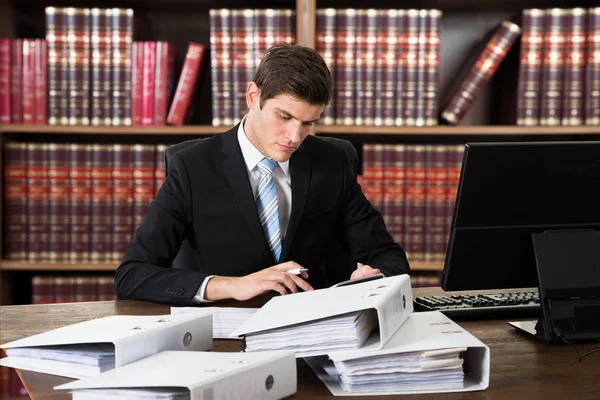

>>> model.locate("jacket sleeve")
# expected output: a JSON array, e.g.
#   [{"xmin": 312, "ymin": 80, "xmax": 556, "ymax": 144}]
[{"xmin": 114, "ymin": 153, "xmax": 209, "ymax": 306}]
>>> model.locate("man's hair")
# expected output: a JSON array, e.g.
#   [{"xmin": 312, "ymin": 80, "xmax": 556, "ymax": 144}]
[{"xmin": 253, "ymin": 44, "xmax": 333, "ymax": 109}]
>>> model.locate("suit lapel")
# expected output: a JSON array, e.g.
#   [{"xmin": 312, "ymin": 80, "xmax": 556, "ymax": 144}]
[
  {"xmin": 221, "ymin": 127, "xmax": 274, "ymax": 264},
  {"xmin": 281, "ymin": 145, "xmax": 311, "ymax": 261}
]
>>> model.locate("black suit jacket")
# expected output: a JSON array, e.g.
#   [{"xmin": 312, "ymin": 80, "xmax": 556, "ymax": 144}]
[{"xmin": 115, "ymin": 126, "xmax": 409, "ymax": 306}]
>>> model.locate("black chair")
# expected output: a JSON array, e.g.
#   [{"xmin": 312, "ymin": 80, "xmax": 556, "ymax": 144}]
[{"xmin": 164, "ymin": 135, "xmax": 359, "ymax": 286}]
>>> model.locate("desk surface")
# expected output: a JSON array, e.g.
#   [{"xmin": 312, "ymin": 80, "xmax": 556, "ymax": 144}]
[{"xmin": 1, "ymin": 287, "xmax": 600, "ymax": 400}]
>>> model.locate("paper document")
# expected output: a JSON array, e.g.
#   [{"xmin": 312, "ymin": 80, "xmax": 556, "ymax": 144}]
[
  {"xmin": 305, "ymin": 311, "xmax": 490, "ymax": 396},
  {"xmin": 171, "ymin": 306, "xmax": 258, "ymax": 339}
]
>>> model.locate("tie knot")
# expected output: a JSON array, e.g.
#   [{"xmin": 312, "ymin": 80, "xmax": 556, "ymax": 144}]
[{"xmin": 257, "ymin": 158, "xmax": 278, "ymax": 175}]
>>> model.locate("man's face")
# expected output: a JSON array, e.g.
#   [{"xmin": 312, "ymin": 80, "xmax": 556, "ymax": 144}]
[{"xmin": 244, "ymin": 82, "xmax": 324, "ymax": 162}]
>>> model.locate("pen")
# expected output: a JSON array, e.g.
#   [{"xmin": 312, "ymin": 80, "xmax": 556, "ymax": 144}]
[{"xmin": 286, "ymin": 268, "xmax": 308, "ymax": 275}]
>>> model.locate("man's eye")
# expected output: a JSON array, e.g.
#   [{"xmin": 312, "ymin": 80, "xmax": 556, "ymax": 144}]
[
  {"xmin": 279, "ymin": 114, "xmax": 291, "ymax": 120},
  {"xmin": 303, "ymin": 121, "xmax": 315, "ymax": 127}
]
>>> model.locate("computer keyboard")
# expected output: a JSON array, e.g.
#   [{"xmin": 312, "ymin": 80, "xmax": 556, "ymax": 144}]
[{"xmin": 414, "ymin": 290, "xmax": 540, "ymax": 319}]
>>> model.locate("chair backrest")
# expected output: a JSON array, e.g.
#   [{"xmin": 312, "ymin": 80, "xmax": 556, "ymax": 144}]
[{"xmin": 164, "ymin": 136, "xmax": 359, "ymax": 283}]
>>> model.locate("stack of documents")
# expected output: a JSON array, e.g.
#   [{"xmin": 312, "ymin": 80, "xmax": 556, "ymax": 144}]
[
  {"xmin": 0, "ymin": 313, "xmax": 213, "ymax": 379},
  {"xmin": 305, "ymin": 311, "xmax": 490, "ymax": 396},
  {"xmin": 171, "ymin": 307, "xmax": 259, "ymax": 339},
  {"xmin": 232, "ymin": 275, "xmax": 413, "ymax": 357},
  {"xmin": 55, "ymin": 350, "xmax": 297, "ymax": 400}
]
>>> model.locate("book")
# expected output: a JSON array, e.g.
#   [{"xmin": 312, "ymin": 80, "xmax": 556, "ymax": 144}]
[
  {"xmin": 441, "ymin": 21, "xmax": 521, "ymax": 125},
  {"xmin": 166, "ymin": 42, "xmax": 206, "ymax": 125}
]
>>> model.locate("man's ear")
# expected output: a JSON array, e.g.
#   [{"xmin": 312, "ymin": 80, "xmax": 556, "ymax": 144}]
[{"xmin": 246, "ymin": 81, "xmax": 260, "ymax": 110}]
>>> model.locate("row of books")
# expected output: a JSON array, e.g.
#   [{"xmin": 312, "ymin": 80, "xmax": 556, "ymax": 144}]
[
  {"xmin": 209, "ymin": 8, "xmax": 296, "ymax": 126},
  {"xmin": 515, "ymin": 8, "xmax": 600, "ymax": 126},
  {"xmin": 31, "ymin": 275, "xmax": 117, "ymax": 304},
  {"xmin": 361, "ymin": 143, "xmax": 463, "ymax": 264},
  {"xmin": 317, "ymin": 9, "xmax": 441, "ymax": 127},
  {"xmin": 3, "ymin": 142, "xmax": 167, "ymax": 263}
]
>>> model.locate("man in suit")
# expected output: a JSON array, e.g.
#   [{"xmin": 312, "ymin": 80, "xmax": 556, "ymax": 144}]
[{"xmin": 115, "ymin": 44, "xmax": 409, "ymax": 306}]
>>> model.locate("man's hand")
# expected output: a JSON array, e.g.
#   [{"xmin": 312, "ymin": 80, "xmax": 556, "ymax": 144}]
[
  {"xmin": 350, "ymin": 264, "xmax": 381, "ymax": 280},
  {"xmin": 205, "ymin": 261, "xmax": 314, "ymax": 301}
]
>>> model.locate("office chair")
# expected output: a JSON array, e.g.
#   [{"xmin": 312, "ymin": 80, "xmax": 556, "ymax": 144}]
[{"xmin": 164, "ymin": 135, "xmax": 359, "ymax": 286}]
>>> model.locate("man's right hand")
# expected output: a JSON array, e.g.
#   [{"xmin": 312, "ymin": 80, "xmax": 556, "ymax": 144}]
[{"xmin": 204, "ymin": 261, "xmax": 314, "ymax": 301}]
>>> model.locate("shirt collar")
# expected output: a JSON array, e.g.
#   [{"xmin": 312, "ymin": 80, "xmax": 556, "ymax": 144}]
[{"xmin": 237, "ymin": 116, "xmax": 290, "ymax": 175}]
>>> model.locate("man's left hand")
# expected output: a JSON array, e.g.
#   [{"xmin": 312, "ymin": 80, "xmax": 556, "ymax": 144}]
[{"xmin": 350, "ymin": 265, "xmax": 381, "ymax": 280}]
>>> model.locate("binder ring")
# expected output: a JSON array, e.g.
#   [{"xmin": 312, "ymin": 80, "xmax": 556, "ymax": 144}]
[{"xmin": 183, "ymin": 332, "xmax": 192, "ymax": 347}]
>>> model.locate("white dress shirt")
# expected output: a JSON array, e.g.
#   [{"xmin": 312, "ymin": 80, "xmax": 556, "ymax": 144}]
[{"xmin": 193, "ymin": 119, "xmax": 292, "ymax": 302}]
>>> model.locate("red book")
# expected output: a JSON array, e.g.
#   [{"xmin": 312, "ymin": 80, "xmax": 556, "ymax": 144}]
[
  {"xmin": 10, "ymin": 39, "xmax": 23, "ymax": 124},
  {"xmin": 0, "ymin": 39, "xmax": 10, "ymax": 123},
  {"xmin": 154, "ymin": 41, "xmax": 177, "ymax": 125},
  {"xmin": 22, "ymin": 39, "xmax": 36, "ymax": 124},
  {"xmin": 131, "ymin": 41, "xmax": 144, "ymax": 126},
  {"xmin": 586, "ymin": 7, "xmax": 600, "ymax": 125},
  {"xmin": 34, "ymin": 39, "xmax": 47, "ymax": 124},
  {"xmin": 166, "ymin": 42, "xmax": 206, "ymax": 125},
  {"xmin": 3, "ymin": 142, "xmax": 28, "ymax": 260},
  {"xmin": 141, "ymin": 41, "xmax": 156, "ymax": 126}
]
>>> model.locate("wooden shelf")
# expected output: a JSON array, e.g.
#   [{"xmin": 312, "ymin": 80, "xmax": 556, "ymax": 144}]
[
  {"xmin": 3, "ymin": 124, "xmax": 599, "ymax": 136},
  {"xmin": 0, "ymin": 261, "xmax": 118, "ymax": 271},
  {"xmin": 0, "ymin": 124, "xmax": 229, "ymax": 135},
  {"xmin": 410, "ymin": 261, "xmax": 444, "ymax": 272},
  {"xmin": 316, "ymin": 125, "xmax": 600, "ymax": 135},
  {"xmin": 0, "ymin": 260, "xmax": 443, "ymax": 272}
]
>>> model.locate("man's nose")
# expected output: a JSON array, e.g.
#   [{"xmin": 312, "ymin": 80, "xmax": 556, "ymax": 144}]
[{"xmin": 285, "ymin": 122, "xmax": 302, "ymax": 143}]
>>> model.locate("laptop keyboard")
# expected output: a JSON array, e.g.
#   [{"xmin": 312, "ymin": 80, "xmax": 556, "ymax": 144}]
[{"xmin": 414, "ymin": 290, "xmax": 540, "ymax": 319}]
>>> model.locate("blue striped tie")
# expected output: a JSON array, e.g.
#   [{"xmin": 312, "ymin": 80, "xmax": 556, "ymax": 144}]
[{"xmin": 256, "ymin": 158, "xmax": 281, "ymax": 263}]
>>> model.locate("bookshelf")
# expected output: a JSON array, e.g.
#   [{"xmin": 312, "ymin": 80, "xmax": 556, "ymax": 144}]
[{"xmin": 1, "ymin": 0, "xmax": 599, "ymax": 310}]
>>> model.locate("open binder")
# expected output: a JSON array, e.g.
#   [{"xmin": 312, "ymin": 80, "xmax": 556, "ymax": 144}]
[
  {"xmin": 305, "ymin": 311, "xmax": 490, "ymax": 396},
  {"xmin": 0, "ymin": 313, "xmax": 213, "ymax": 379},
  {"xmin": 55, "ymin": 350, "xmax": 297, "ymax": 400},
  {"xmin": 231, "ymin": 275, "xmax": 413, "ymax": 357}
]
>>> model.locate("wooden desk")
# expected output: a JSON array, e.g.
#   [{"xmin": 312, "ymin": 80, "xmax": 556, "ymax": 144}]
[{"xmin": 1, "ymin": 288, "xmax": 600, "ymax": 399}]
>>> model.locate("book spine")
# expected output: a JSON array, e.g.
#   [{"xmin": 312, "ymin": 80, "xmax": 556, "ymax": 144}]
[
  {"xmin": 132, "ymin": 144, "xmax": 156, "ymax": 233},
  {"xmin": 3, "ymin": 142, "xmax": 28, "ymax": 260},
  {"xmin": 561, "ymin": 8, "xmax": 587, "ymax": 126},
  {"xmin": 379, "ymin": 10, "xmax": 399, "ymax": 126},
  {"xmin": 166, "ymin": 42, "xmax": 206, "ymax": 125},
  {"xmin": 516, "ymin": 9, "xmax": 545, "ymax": 126},
  {"xmin": 155, "ymin": 144, "xmax": 167, "ymax": 193},
  {"xmin": 441, "ymin": 21, "xmax": 521, "ymax": 125},
  {"xmin": 75, "ymin": 276, "xmax": 98, "ymax": 301},
  {"xmin": 153, "ymin": 41, "xmax": 175, "ymax": 125},
  {"xmin": 21, "ymin": 39, "xmax": 36, "ymax": 124},
  {"xmin": 388, "ymin": 144, "xmax": 406, "ymax": 245},
  {"xmin": 90, "ymin": 8, "xmax": 112, "ymax": 126},
  {"xmin": 401, "ymin": 10, "xmax": 420, "ymax": 126},
  {"xmin": 424, "ymin": 10, "xmax": 442, "ymax": 126},
  {"xmin": 276, "ymin": 9, "xmax": 296, "ymax": 46},
  {"xmin": 111, "ymin": 144, "xmax": 134, "ymax": 262},
  {"xmin": 69, "ymin": 143, "xmax": 92, "ymax": 262},
  {"xmin": 34, "ymin": 39, "xmax": 48, "ymax": 124},
  {"xmin": 231, "ymin": 9, "xmax": 255, "ymax": 123},
  {"xmin": 10, "ymin": 39, "xmax": 23, "ymax": 124},
  {"xmin": 585, "ymin": 7, "xmax": 600, "ymax": 125},
  {"xmin": 131, "ymin": 41, "xmax": 144, "ymax": 126},
  {"xmin": 315, "ymin": 8, "xmax": 337, "ymax": 125},
  {"xmin": 0, "ymin": 39, "xmax": 10, "ymax": 123},
  {"xmin": 335, "ymin": 8, "xmax": 357, "ymax": 126},
  {"xmin": 31, "ymin": 276, "xmax": 54, "ymax": 303},
  {"xmin": 27, "ymin": 143, "xmax": 49, "ymax": 262},
  {"xmin": 445, "ymin": 145, "xmax": 464, "ymax": 244},
  {"xmin": 355, "ymin": 9, "xmax": 378, "ymax": 126},
  {"xmin": 67, "ymin": 8, "xmax": 91, "ymax": 125},
  {"xmin": 54, "ymin": 276, "xmax": 76, "ymax": 303},
  {"xmin": 111, "ymin": 8, "xmax": 134, "ymax": 126},
  {"xmin": 540, "ymin": 8, "xmax": 566, "ymax": 126},
  {"xmin": 47, "ymin": 143, "xmax": 70, "ymax": 262},
  {"xmin": 211, "ymin": 9, "xmax": 234, "ymax": 126},
  {"xmin": 141, "ymin": 41, "xmax": 156, "ymax": 126},
  {"xmin": 46, "ymin": 7, "xmax": 68, "ymax": 125},
  {"xmin": 414, "ymin": 9, "xmax": 429, "ymax": 126},
  {"xmin": 90, "ymin": 144, "xmax": 113, "ymax": 262}
]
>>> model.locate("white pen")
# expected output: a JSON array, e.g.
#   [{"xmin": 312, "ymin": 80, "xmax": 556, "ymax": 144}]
[{"xmin": 286, "ymin": 268, "xmax": 308, "ymax": 275}]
